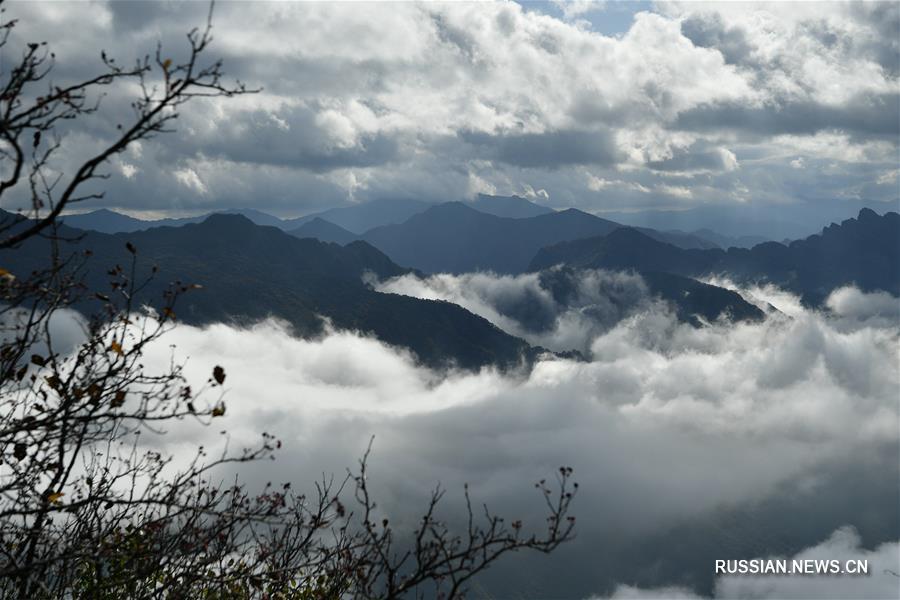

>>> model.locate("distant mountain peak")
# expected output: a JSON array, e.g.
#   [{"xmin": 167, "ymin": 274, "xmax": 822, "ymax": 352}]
[
  {"xmin": 290, "ymin": 217, "xmax": 359, "ymax": 245},
  {"xmin": 198, "ymin": 212, "xmax": 258, "ymax": 229},
  {"xmin": 424, "ymin": 201, "xmax": 484, "ymax": 216},
  {"xmin": 605, "ymin": 226, "xmax": 657, "ymax": 242},
  {"xmin": 284, "ymin": 198, "xmax": 431, "ymax": 234},
  {"xmin": 470, "ymin": 194, "xmax": 554, "ymax": 219},
  {"xmin": 557, "ymin": 207, "xmax": 588, "ymax": 216},
  {"xmin": 857, "ymin": 207, "xmax": 880, "ymax": 221}
]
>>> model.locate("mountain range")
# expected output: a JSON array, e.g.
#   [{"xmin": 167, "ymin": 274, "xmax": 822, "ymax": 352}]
[
  {"xmin": 63, "ymin": 196, "xmax": 718, "ymax": 252},
  {"xmin": 5, "ymin": 205, "xmax": 894, "ymax": 368},
  {"xmin": 598, "ymin": 200, "xmax": 898, "ymax": 241},
  {"xmin": 469, "ymin": 194, "xmax": 556, "ymax": 218},
  {"xmin": 3, "ymin": 213, "xmax": 534, "ymax": 369},
  {"xmin": 357, "ymin": 202, "xmax": 715, "ymax": 274},
  {"xmin": 290, "ymin": 218, "xmax": 360, "ymax": 245},
  {"xmin": 530, "ymin": 208, "xmax": 900, "ymax": 305},
  {"xmin": 1, "ymin": 209, "xmax": 776, "ymax": 369},
  {"xmin": 61, "ymin": 194, "xmax": 555, "ymax": 237},
  {"xmin": 283, "ymin": 197, "xmax": 431, "ymax": 233},
  {"xmin": 665, "ymin": 228, "xmax": 769, "ymax": 250}
]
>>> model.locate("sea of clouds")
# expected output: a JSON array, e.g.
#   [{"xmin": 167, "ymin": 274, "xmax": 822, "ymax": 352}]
[{"xmin": 47, "ymin": 274, "xmax": 900, "ymax": 597}]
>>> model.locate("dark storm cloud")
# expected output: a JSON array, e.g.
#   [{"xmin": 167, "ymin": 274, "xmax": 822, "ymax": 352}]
[
  {"xmin": 674, "ymin": 92, "xmax": 900, "ymax": 140},
  {"xmin": 680, "ymin": 14, "xmax": 753, "ymax": 66},
  {"xmin": 851, "ymin": 2, "xmax": 900, "ymax": 76},
  {"xmin": 195, "ymin": 105, "xmax": 403, "ymax": 172},
  {"xmin": 459, "ymin": 128, "xmax": 622, "ymax": 169},
  {"xmin": 2, "ymin": 1, "xmax": 897, "ymax": 216},
  {"xmin": 106, "ymin": 0, "xmax": 205, "ymax": 32}
]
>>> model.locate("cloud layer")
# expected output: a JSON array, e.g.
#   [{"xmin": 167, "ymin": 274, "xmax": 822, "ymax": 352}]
[
  {"xmin": 123, "ymin": 282, "xmax": 900, "ymax": 596},
  {"xmin": 1, "ymin": 1, "xmax": 897, "ymax": 220},
  {"xmin": 375, "ymin": 268, "xmax": 659, "ymax": 354}
]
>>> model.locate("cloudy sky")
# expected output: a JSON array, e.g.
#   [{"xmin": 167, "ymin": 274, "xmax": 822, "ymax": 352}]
[{"xmin": 3, "ymin": 1, "xmax": 899, "ymax": 219}]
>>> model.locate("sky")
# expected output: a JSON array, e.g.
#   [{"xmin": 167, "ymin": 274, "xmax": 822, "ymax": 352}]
[{"xmin": 2, "ymin": 1, "xmax": 898, "ymax": 221}]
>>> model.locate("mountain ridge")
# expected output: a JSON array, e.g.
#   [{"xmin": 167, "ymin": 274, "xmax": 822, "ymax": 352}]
[
  {"xmin": 2, "ymin": 211, "xmax": 775, "ymax": 367},
  {"xmin": 530, "ymin": 208, "xmax": 900, "ymax": 304},
  {"xmin": 360, "ymin": 202, "xmax": 715, "ymax": 274},
  {"xmin": 2, "ymin": 212, "xmax": 537, "ymax": 370}
]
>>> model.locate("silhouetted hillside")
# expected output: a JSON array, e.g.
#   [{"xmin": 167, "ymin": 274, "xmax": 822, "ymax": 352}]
[
  {"xmin": 285, "ymin": 198, "xmax": 431, "ymax": 233},
  {"xmin": 1, "ymin": 213, "xmax": 537, "ymax": 370},
  {"xmin": 290, "ymin": 218, "xmax": 359, "ymax": 245},
  {"xmin": 362, "ymin": 203, "xmax": 620, "ymax": 274},
  {"xmin": 61, "ymin": 209, "xmax": 150, "ymax": 233},
  {"xmin": 62, "ymin": 208, "xmax": 288, "ymax": 232},
  {"xmin": 362, "ymin": 203, "xmax": 712, "ymax": 274},
  {"xmin": 641, "ymin": 271, "xmax": 765, "ymax": 324},
  {"xmin": 536, "ymin": 266, "xmax": 764, "ymax": 327},
  {"xmin": 531, "ymin": 209, "xmax": 900, "ymax": 304}
]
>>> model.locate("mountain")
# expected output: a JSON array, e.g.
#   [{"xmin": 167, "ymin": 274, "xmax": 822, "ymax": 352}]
[
  {"xmin": 362, "ymin": 202, "xmax": 623, "ymax": 274},
  {"xmin": 688, "ymin": 228, "xmax": 770, "ymax": 249},
  {"xmin": 531, "ymin": 227, "xmax": 720, "ymax": 274},
  {"xmin": 61, "ymin": 209, "xmax": 153, "ymax": 233},
  {"xmin": 287, "ymin": 195, "xmax": 556, "ymax": 233},
  {"xmin": 218, "ymin": 208, "xmax": 287, "ymax": 229},
  {"xmin": 530, "ymin": 208, "xmax": 900, "ymax": 304},
  {"xmin": 3, "ymin": 210, "xmax": 784, "ymax": 363},
  {"xmin": 1, "ymin": 213, "xmax": 539, "ymax": 370},
  {"xmin": 596, "ymin": 201, "xmax": 895, "ymax": 241},
  {"xmin": 537, "ymin": 267, "xmax": 764, "ymax": 326},
  {"xmin": 597, "ymin": 205, "xmax": 810, "ymax": 240},
  {"xmin": 361, "ymin": 202, "xmax": 714, "ymax": 274},
  {"xmin": 646, "ymin": 229, "xmax": 718, "ymax": 250},
  {"xmin": 61, "ymin": 202, "xmax": 711, "ymax": 255},
  {"xmin": 290, "ymin": 218, "xmax": 359, "ymax": 245},
  {"xmin": 61, "ymin": 208, "xmax": 288, "ymax": 233},
  {"xmin": 468, "ymin": 194, "xmax": 555, "ymax": 218},
  {"xmin": 285, "ymin": 198, "xmax": 431, "ymax": 234},
  {"xmin": 640, "ymin": 271, "xmax": 766, "ymax": 324}
]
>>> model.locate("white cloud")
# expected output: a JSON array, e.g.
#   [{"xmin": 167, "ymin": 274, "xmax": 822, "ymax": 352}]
[
  {"xmin": 173, "ymin": 167, "xmax": 208, "ymax": 195},
  {"xmin": 97, "ymin": 281, "xmax": 898, "ymax": 597},
  {"xmin": 521, "ymin": 183, "xmax": 550, "ymax": 200},
  {"xmin": 656, "ymin": 184, "xmax": 693, "ymax": 199},
  {"xmin": 876, "ymin": 169, "xmax": 899, "ymax": 185},
  {"xmin": 585, "ymin": 172, "xmax": 615, "ymax": 191},
  {"xmin": 600, "ymin": 527, "xmax": 900, "ymax": 600},
  {"xmin": 118, "ymin": 161, "xmax": 138, "ymax": 179},
  {"xmin": 375, "ymin": 268, "xmax": 658, "ymax": 355},
  {"xmin": 826, "ymin": 286, "xmax": 900, "ymax": 328}
]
